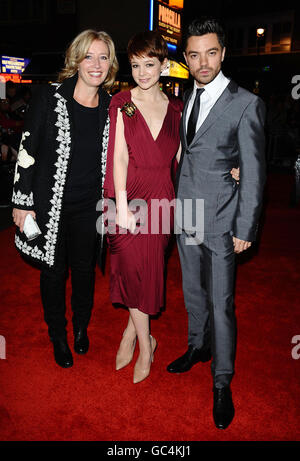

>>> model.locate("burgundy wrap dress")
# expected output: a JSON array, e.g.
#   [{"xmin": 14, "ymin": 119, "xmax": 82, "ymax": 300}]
[{"xmin": 104, "ymin": 90, "xmax": 183, "ymax": 315}]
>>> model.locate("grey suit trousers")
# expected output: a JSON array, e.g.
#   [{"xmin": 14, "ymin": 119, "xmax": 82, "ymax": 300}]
[{"xmin": 177, "ymin": 230, "xmax": 236, "ymax": 388}]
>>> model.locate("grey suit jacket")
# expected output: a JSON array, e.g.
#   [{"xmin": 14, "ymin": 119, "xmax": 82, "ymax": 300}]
[{"xmin": 176, "ymin": 79, "xmax": 266, "ymax": 242}]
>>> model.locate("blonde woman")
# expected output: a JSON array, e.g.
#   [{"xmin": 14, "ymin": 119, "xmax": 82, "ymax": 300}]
[{"xmin": 12, "ymin": 30, "xmax": 118, "ymax": 368}]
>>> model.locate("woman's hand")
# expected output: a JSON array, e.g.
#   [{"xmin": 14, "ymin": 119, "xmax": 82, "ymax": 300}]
[
  {"xmin": 230, "ymin": 167, "xmax": 240, "ymax": 183},
  {"xmin": 116, "ymin": 208, "xmax": 136, "ymax": 234},
  {"xmin": 12, "ymin": 208, "xmax": 36, "ymax": 233}
]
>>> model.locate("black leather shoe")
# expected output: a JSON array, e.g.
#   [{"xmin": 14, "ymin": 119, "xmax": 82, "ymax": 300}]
[
  {"xmin": 167, "ymin": 345, "xmax": 211, "ymax": 373},
  {"xmin": 74, "ymin": 328, "xmax": 89, "ymax": 355},
  {"xmin": 213, "ymin": 386, "xmax": 235, "ymax": 429},
  {"xmin": 52, "ymin": 337, "xmax": 73, "ymax": 368}
]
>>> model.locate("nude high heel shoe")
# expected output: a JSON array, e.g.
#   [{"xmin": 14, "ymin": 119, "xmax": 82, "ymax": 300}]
[
  {"xmin": 133, "ymin": 335, "xmax": 157, "ymax": 384},
  {"xmin": 116, "ymin": 332, "xmax": 137, "ymax": 371}
]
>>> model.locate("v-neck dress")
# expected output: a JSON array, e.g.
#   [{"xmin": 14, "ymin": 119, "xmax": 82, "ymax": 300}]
[{"xmin": 104, "ymin": 90, "xmax": 183, "ymax": 315}]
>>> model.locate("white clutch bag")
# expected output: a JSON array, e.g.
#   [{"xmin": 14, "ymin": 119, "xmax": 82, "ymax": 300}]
[{"xmin": 23, "ymin": 214, "xmax": 41, "ymax": 241}]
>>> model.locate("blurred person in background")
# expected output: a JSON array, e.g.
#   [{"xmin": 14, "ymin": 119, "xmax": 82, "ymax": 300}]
[
  {"xmin": 0, "ymin": 97, "xmax": 23, "ymax": 162},
  {"xmin": 11, "ymin": 86, "xmax": 32, "ymax": 119},
  {"xmin": 0, "ymin": 98, "xmax": 23, "ymax": 132},
  {"xmin": 5, "ymin": 81, "xmax": 17, "ymax": 105}
]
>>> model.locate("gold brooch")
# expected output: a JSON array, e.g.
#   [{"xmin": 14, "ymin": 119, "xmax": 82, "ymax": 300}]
[{"xmin": 121, "ymin": 101, "xmax": 137, "ymax": 117}]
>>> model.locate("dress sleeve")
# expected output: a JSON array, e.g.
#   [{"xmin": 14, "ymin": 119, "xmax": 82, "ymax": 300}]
[
  {"xmin": 11, "ymin": 86, "xmax": 48, "ymax": 210},
  {"xmin": 169, "ymin": 96, "xmax": 183, "ymax": 183}
]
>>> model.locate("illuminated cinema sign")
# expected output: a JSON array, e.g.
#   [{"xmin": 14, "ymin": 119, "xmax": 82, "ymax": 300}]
[
  {"xmin": 149, "ymin": 0, "xmax": 184, "ymax": 49},
  {"xmin": 1, "ymin": 56, "xmax": 30, "ymax": 74},
  {"xmin": 158, "ymin": 0, "xmax": 184, "ymax": 10},
  {"xmin": 169, "ymin": 60, "xmax": 189, "ymax": 79},
  {"xmin": 159, "ymin": 3, "xmax": 181, "ymax": 45}
]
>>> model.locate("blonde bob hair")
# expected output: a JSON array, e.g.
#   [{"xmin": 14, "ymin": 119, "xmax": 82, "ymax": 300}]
[{"xmin": 58, "ymin": 29, "xmax": 119, "ymax": 90}]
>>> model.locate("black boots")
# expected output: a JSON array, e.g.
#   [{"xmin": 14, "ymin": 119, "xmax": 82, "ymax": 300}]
[
  {"xmin": 74, "ymin": 328, "xmax": 89, "ymax": 355},
  {"xmin": 52, "ymin": 337, "xmax": 73, "ymax": 368},
  {"xmin": 51, "ymin": 328, "xmax": 89, "ymax": 368}
]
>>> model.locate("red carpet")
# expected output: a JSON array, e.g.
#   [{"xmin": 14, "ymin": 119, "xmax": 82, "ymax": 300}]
[{"xmin": 0, "ymin": 172, "xmax": 299, "ymax": 441}]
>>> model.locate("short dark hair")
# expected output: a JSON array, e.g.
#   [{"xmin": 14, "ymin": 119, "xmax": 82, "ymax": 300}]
[
  {"xmin": 127, "ymin": 30, "xmax": 168, "ymax": 63},
  {"xmin": 184, "ymin": 17, "xmax": 226, "ymax": 50}
]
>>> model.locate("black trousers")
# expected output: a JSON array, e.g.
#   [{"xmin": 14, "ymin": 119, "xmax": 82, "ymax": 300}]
[{"xmin": 40, "ymin": 198, "xmax": 99, "ymax": 340}]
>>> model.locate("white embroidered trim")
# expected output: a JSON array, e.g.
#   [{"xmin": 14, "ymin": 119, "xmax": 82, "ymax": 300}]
[
  {"xmin": 14, "ymin": 167, "xmax": 20, "ymax": 184},
  {"xmin": 14, "ymin": 131, "xmax": 35, "ymax": 184},
  {"xmin": 15, "ymin": 90, "xmax": 70, "ymax": 267},
  {"xmin": 101, "ymin": 116, "xmax": 110, "ymax": 188},
  {"xmin": 42, "ymin": 92, "xmax": 71, "ymax": 266},
  {"xmin": 15, "ymin": 234, "xmax": 44, "ymax": 261},
  {"xmin": 16, "ymin": 89, "xmax": 109, "ymax": 267},
  {"xmin": 18, "ymin": 132, "xmax": 35, "ymax": 168},
  {"xmin": 101, "ymin": 115, "xmax": 110, "ymax": 196},
  {"xmin": 12, "ymin": 190, "xmax": 34, "ymax": 207},
  {"xmin": 99, "ymin": 112, "xmax": 110, "ymax": 233}
]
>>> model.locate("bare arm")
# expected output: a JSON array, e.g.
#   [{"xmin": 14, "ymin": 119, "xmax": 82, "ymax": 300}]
[
  {"xmin": 113, "ymin": 109, "xmax": 135, "ymax": 233},
  {"xmin": 176, "ymin": 142, "xmax": 182, "ymax": 164}
]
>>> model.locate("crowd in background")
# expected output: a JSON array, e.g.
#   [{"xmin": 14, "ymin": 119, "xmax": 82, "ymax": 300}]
[
  {"xmin": 0, "ymin": 82, "xmax": 31, "ymax": 207},
  {"xmin": 265, "ymin": 91, "xmax": 300, "ymax": 205},
  {"xmin": 266, "ymin": 92, "xmax": 300, "ymax": 167}
]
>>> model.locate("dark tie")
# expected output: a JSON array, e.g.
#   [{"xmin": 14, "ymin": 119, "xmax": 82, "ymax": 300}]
[{"xmin": 186, "ymin": 88, "xmax": 205, "ymax": 145}]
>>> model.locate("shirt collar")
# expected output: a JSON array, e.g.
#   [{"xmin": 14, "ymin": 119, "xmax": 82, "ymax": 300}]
[{"xmin": 194, "ymin": 70, "xmax": 227, "ymax": 99}]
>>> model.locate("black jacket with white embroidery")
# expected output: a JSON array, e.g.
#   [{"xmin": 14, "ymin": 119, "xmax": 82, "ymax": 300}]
[{"xmin": 11, "ymin": 74, "xmax": 111, "ymax": 268}]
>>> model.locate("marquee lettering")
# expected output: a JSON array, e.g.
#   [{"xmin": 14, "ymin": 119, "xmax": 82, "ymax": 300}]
[{"xmin": 159, "ymin": 5, "xmax": 181, "ymax": 29}]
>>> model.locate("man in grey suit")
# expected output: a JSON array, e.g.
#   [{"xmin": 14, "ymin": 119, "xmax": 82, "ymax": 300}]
[{"xmin": 167, "ymin": 18, "xmax": 266, "ymax": 429}]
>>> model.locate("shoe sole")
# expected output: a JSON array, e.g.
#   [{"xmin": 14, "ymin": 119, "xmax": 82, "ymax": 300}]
[
  {"xmin": 55, "ymin": 361, "xmax": 73, "ymax": 368},
  {"xmin": 74, "ymin": 348, "xmax": 89, "ymax": 355}
]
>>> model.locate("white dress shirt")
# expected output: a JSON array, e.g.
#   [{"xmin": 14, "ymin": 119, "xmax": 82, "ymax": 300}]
[{"xmin": 185, "ymin": 70, "xmax": 230, "ymax": 132}]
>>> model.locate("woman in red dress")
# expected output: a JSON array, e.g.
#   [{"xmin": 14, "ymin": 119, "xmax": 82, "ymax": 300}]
[{"xmin": 104, "ymin": 31, "xmax": 182, "ymax": 383}]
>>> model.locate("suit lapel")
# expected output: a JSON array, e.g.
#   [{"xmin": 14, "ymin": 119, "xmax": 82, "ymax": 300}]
[{"xmin": 190, "ymin": 80, "xmax": 237, "ymax": 145}]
